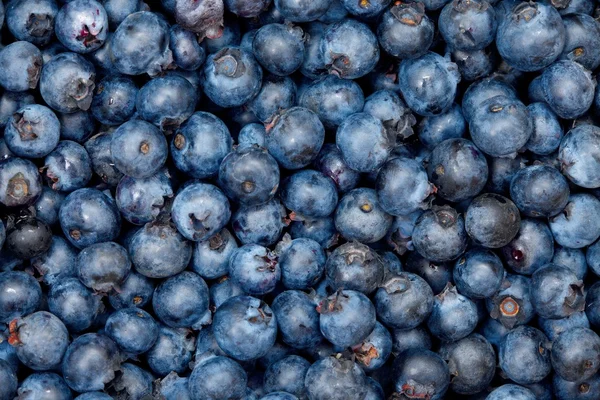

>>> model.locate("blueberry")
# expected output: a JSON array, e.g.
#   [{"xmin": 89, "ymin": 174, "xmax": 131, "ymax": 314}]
[
  {"xmin": 84, "ymin": 131, "xmax": 124, "ymax": 186},
  {"xmin": 277, "ymin": 238, "xmax": 325, "ymax": 290},
  {"xmin": 553, "ymin": 246, "xmax": 587, "ymax": 280},
  {"xmin": 61, "ymin": 333, "xmax": 121, "ymax": 392},
  {"xmin": 232, "ymin": 199, "xmax": 285, "ymax": 246},
  {"xmin": 16, "ymin": 372, "xmax": 72, "ymax": 400},
  {"xmin": 253, "ymin": 23, "xmax": 305, "ymax": 76},
  {"xmin": 237, "ymin": 123, "xmax": 266, "ymax": 149},
  {"xmin": 274, "ymin": 0, "xmax": 330, "ymax": 22},
  {"xmin": 55, "ymin": 0, "xmax": 108, "ymax": 53},
  {"xmin": 364, "ymin": 89, "xmax": 416, "ymax": 140},
  {"xmin": 377, "ymin": 3, "xmax": 433, "ymax": 60},
  {"xmin": 454, "ymin": 248, "xmax": 504, "ymax": 299},
  {"xmin": 560, "ymin": 13, "xmax": 600, "ymax": 71},
  {"xmin": 209, "ymin": 277, "xmax": 244, "ymax": 310},
  {"xmin": 486, "ymin": 273, "xmax": 534, "ymax": 329},
  {"xmin": 352, "ymin": 322, "xmax": 392, "ymax": 372},
  {"xmin": 91, "ymin": 75, "xmax": 138, "ymax": 126},
  {"xmin": 58, "ymin": 110, "xmax": 95, "ymax": 144},
  {"xmin": 530, "ymin": 263, "xmax": 585, "ymax": 319},
  {"xmin": 412, "ymin": 206, "xmax": 468, "ymax": 262},
  {"xmin": 154, "ymin": 373, "xmax": 190, "ymax": 400},
  {"xmin": 392, "ymin": 349, "xmax": 450, "ymax": 400},
  {"xmin": 48, "ymin": 278, "xmax": 101, "ymax": 332},
  {"xmin": 4, "ymin": 105, "xmax": 60, "ymax": 159},
  {"xmin": 0, "ymin": 41, "xmax": 42, "ymax": 92},
  {"xmin": 461, "ymin": 77, "xmax": 517, "ymax": 123},
  {"xmin": 271, "ymin": 290, "xmax": 322, "ymax": 349},
  {"xmin": 289, "ymin": 217, "xmax": 338, "ymax": 249},
  {"xmin": 549, "ymin": 193, "xmax": 600, "ymax": 248},
  {"xmin": 427, "ymin": 283, "xmax": 478, "ymax": 341},
  {"xmin": 497, "ymin": 325, "xmax": 551, "ymax": 385},
  {"xmin": 403, "ymin": 252, "xmax": 450, "ymax": 295},
  {"xmin": 313, "ymin": 144, "xmax": 359, "ymax": 193},
  {"xmin": 558, "ymin": 124, "xmax": 600, "ymax": 189},
  {"xmin": 326, "ymin": 241, "xmax": 384, "ymax": 294},
  {"xmin": 213, "ymin": 296, "xmax": 277, "ymax": 360},
  {"xmin": 299, "ymin": 22, "xmax": 327, "ymax": 79},
  {"xmin": 105, "ymin": 307, "xmax": 158, "ymax": 354},
  {"xmin": 173, "ymin": 0, "xmax": 224, "ymax": 40},
  {"xmin": 264, "ymin": 355, "xmax": 310, "ymax": 398},
  {"xmin": 189, "ymin": 356, "xmax": 248, "ymax": 400},
  {"xmin": 108, "ymin": 363, "xmax": 153, "ymax": 399},
  {"xmin": 551, "ymin": 327, "xmax": 600, "ymax": 382},
  {"xmin": 116, "ymin": 170, "xmax": 174, "ymax": 225},
  {"xmin": 588, "ymin": 282, "xmax": 600, "ymax": 328},
  {"xmin": 226, "ymin": 0, "xmax": 270, "ymax": 17},
  {"xmin": 0, "ymin": 359, "xmax": 17, "ymax": 399},
  {"xmin": 6, "ymin": 0, "xmax": 59, "ymax": 46},
  {"xmin": 202, "ymin": 47, "xmax": 263, "ymax": 108},
  {"xmin": 229, "ymin": 244, "xmax": 281, "ymax": 295},
  {"xmin": 192, "ymin": 228, "xmax": 238, "ymax": 280},
  {"xmin": 259, "ymin": 392, "xmax": 298, "ymax": 400},
  {"xmin": 539, "ymin": 311, "xmax": 590, "ymax": 341},
  {"xmin": 0, "ymin": 91, "xmax": 35, "ymax": 128},
  {"xmin": 417, "ymin": 103, "xmax": 466, "ymax": 149},
  {"xmin": 280, "ymin": 170, "xmax": 338, "ymax": 220},
  {"xmin": 169, "ymin": 24, "xmax": 206, "ymax": 71},
  {"xmin": 39, "ymin": 52, "xmax": 96, "ymax": 113},
  {"xmin": 110, "ymin": 12, "xmax": 173, "ymax": 76},
  {"xmin": 501, "ymin": 219, "xmax": 555, "ymax": 275},
  {"xmin": 0, "ymin": 271, "xmax": 42, "ymax": 323},
  {"xmin": 29, "ymin": 236, "xmax": 75, "ymax": 287},
  {"xmin": 153, "ymin": 271, "xmax": 209, "ymax": 328},
  {"xmin": 486, "ymin": 384, "xmax": 537, "ymax": 400},
  {"xmin": 146, "ymin": 325, "xmax": 195, "ymax": 376},
  {"xmin": 466, "ymin": 193, "xmax": 521, "ymax": 248},
  {"xmin": 375, "ymin": 273, "xmax": 433, "ymax": 329},
  {"xmin": 553, "ymin": 373, "xmax": 600, "ymax": 400},
  {"xmin": 5, "ymin": 215, "xmax": 53, "ymax": 260},
  {"xmin": 108, "ymin": 271, "xmax": 154, "ymax": 310},
  {"xmin": 248, "ymin": 75, "xmax": 297, "ymax": 123},
  {"xmin": 304, "ymin": 356, "xmax": 367, "ymax": 400},
  {"xmin": 0, "ymin": 157, "xmax": 42, "ymax": 207},
  {"xmin": 77, "ymin": 241, "xmax": 130, "ymax": 293},
  {"xmin": 510, "ymin": 165, "xmax": 569, "ymax": 218},
  {"xmin": 42, "ymin": 141, "xmax": 92, "ymax": 192},
  {"xmin": 439, "ymin": 0, "xmax": 497, "ymax": 51}
]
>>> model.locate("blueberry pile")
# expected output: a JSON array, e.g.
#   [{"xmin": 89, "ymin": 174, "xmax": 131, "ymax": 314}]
[{"xmin": 1, "ymin": 0, "xmax": 600, "ymax": 399}]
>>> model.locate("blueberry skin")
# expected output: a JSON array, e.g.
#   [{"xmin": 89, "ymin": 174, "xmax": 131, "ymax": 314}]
[
  {"xmin": 0, "ymin": 271, "xmax": 42, "ymax": 324},
  {"xmin": 116, "ymin": 170, "xmax": 174, "ymax": 225},
  {"xmin": 427, "ymin": 284, "xmax": 478, "ymax": 341},
  {"xmin": 486, "ymin": 273, "xmax": 535, "ymax": 329},
  {"xmin": 209, "ymin": 277, "xmax": 245, "ymax": 310},
  {"xmin": 272, "ymin": 290, "xmax": 322, "ymax": 349},
  {"xmin": 375, "ymin": 273, "xmax": 433, "ymax": 329},
  {"xmin": 202, "ymin": 47, "xmax": 263, "ymax": 108},
  {"xmin": 110, "ymin": 119, "xmax": 168, "ymax": 179},
  {"xmin": 192, "ymin": 228, "xmax": 237, "ymax": 280},
  {"xmin": 497, "ymin": 325, "xmax": 551, "ymax": 385},
  {"xmin": 218, "ymin": 146, "xmax": 280, "ymax": 206},
  {"xmin": 108, "ymin": 271, "xmax": 154, "ymax": 310},
  {"xmin": 511, "ymin": 166, "xmax": 569, "ymax": 219},
  {"xmin": 334, "ymin": 188, "xmax": 393, "ymax": 244},
  {"xmin": 229, "ymin": 244, "xmax": 281, "ymax": 295},
  {"xmin": 524, "ymin": 102, "xmax": 563, "ymax": 155},
  {"xmin": 314, "ymin": 144, "xmax": 359, "ymax": 193},
  {"xmin": 413, "ymin": 206, "xmax": 468, "ymax": 262},
  {"xmin": 454, "ymin": 248, "xmax": 504, "ymax": 299},
  {"xmin": 48, "ymin": 278, "xmax": 101, "ymax": 332},
  {"xmin": 539, "ymin": 311, "xmax": 590, "ymax": 341},
  {"xmin": 0, "ymin": 157, "xmax": 43, "ymax": 207},
  {"xmin": 84, "ymin": 131, "xmax": 124, "ymax": 186},
  {"xmin": 461, "ymin": 77, "xmax": 517, "ymax": 123},
  {"xmin": 559, "ymin": 124, "xmax": 600, "ymax": 189},
  {"xmin": 279, "ymin": 238, "xmax": 325, "ymax": 290},
  {"xmin": 267, "ymin": 107, "xmax": 325, "ymax": 170},
  {"xmin": 352, "ymin": 322, "xmax": 392, "ymax": 372},
  {"xmin": 336, "ymin": 112, "xmax": 391, "ymax": 173},
  {"xmin": 189, "ymin": 356, "xmax": 248, "ymax": 400},
  {"xmin": 62, "ymin": 333, "xmax": 121, "ymax": 392},
  {"xmin": 43, "ymin": 141, "xmax": 92, "ymax": 192},
  {"xmin": 170, "ymin": 25, "xmax": 206, "ymax": 71},
  {"xmin": 363, "ymin": 89, "xmax": 416, "ymax": 140},
  {"xmin": 109, "ymin": 363, "xmax": 153, "ymax": 399},
  {"xmin": 0, "ymin": 41, "xmax": 42, "ymax": 92},
  {"xmin": 553, "ymin": 373, "xmax": 600, "ymax": 400},
  {"xmin": 540, "ymin": 60, "xmax": 596, "ymax": 120},
  {"xmin": 317, "ymin": 289, "xmax": 376, "ymax": 348},
  {"xmin": 238, "ymin": 123, "xmax": 266, "ymax": 149},
  {"xmin": 264, "ymin": 355, "xmax": 310, "ymax": 398},
  {"xmin": 451, "ymin": 47, "xmax": 496, "ymax": 82},
  {"xmin": 253, "ymin": 23, "xmax": 305, "ymax": 76},
  {"xmin": 466, "ymin": 193, "xmax": 521, "ymax": 249},
  {"xmin": 153, "ymin": 271, "xmax": 209, "ymax": 328},
  {"xmin": 213, "ymin": 296, "xmax": 277, "ymax": 361},
  {"xmin": 39, "ymin": 52, "xmax": 96, "ymax": 113},
  {"xmin": 91, "ymin": 75, "xmax": 138, "ymax": 126},
  {"xmin": 110, "ymin": 12, "xmax": 173, "ymax": 76},
  {"xmin": 16, "ymin": 372, "xmax": 72, "ymax": 400},
  {"xmin": 4, "ymin": 104, "xmax": 60, "ymax": 159},
  {"xmin": 417, "ymin": 103, "xmax": 466, "ymax": 149},
  {"xmin": 392, "ymin": 349, "xmax": 450, "ymax": 400},
  {"xmin": 300, "ymin": 22, "xmax": 327, "ymax": 79},
  {"xmin": 281, "ymin": 170, "xmax": 338, "ymax": 220},
  {"xmin": 553, "ymin": 246, "xmax": 587, "ymax": 280},
  {"xmin": 226, "ymin": 0, "xmax": 269, "ymax": 17},
  {"xmin": 326, "ymin": 241, "xmax": 384, "ymax": 294},
  {"xmin": 496, "ymin": 1, "xmax": 565, "ymax": 71},
  {"xmin": 260, "ymin": 393, "xmax": 298, "ymax": 400},
  {"xmin": 193, "ymin": 325, "xmax": 228, "ymax": 364},
  {"xmin": 146, "ymin": 325, "xmax": 195, "ymax": 376},
  {"xmin": 5, "ymin": 0, "xmax": 58, "ymax": 46},
  {"xmin": 560, "ymin": 13, "xmax": 600, "ymax": 71},
  {"xmin": 58, "ymin": 110, "xmax": 95, "ymax": 144},
  {"xmin": 31, "ymin": 236, "xmax": 77, "ymax": 287},
  {"xmin": 104, "ymin": 307, "xmax": 158, "ymax": 354},
  {"xmin": 0, "ymin": 91, "xmax": 35, "ymax": 128},
  {"xmin": 232, "ymin": 199, "xmax": 285, "ymax": 247},
  {"xmin": 587, "ymin": 241, "xmax": 600, "ymax": 277},
  {"xmin": 289, "ymin": 217, "xmax": 338, "ymax": 249},
  {"xmin": 55, "ymin": 0, "xmax": 108, "ymax": 53},
  {"xmin": 531, "ymin": 263, "xmax": 585, "ymax": 319},
  {"xmin": 549, "ymin": 193, "xmax": 600, "ymax": 248},
  {"xmin": 403, "ymin": 252, "xmax": 450, "ymax": 295},
  {"xmin": 248, "ymin": 75, "xmax": 297, "ymax": 123},
  {"xmin": 274, "ymin": 0, "xmax": 330, "ymax": 22},
  {"xmin": 399, "ymin": 52, "xmax": 460, "ymax": 117},
  {"xmin": 439, "ymin": 0, "xmax": 497, "ymax": 51},
  {"xmin": 551, "ymin": 327, "xmax": 600, "ymax": 382},
  {"xmin": 428, "ymin": 138, "xmax": 488, "ymax": 202},
  {"xmin": 154, "ymin": 373, "xmax": 190, "ymax": 400},
  {"xmin": 501, "ymin": 219, "xmax": 554, "ymax": 276},
  {"xmin": 173, "ymin": 0, "xmax": 224, "ymax": 39},
  {"xmin": 0, "ymin": 359, "xmax": 17, "ymax": 400},
  {"xmin": 77, "ymin": 241, "xmax": 130, "ymax": 293},
  {"xmin": 486, "ymin": 384, "xmax": 536, "ymax": 400},
  {"xmin": 137, "ymin": 75, "xmax": 197, "ymax": 133},
  {"xmin": 171, "ymin": 112, "xmax": 232, "ymax": 179},
  {"xmin": 377, "ymin": 3, "xmax": 433, "ymax": 59},
  {"xmin": 305, "ymin": 356, "xmax": 367, "ymax": 400}
]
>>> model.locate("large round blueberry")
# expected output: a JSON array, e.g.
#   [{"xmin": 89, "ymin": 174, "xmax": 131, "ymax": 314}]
[
  {"xmin": 334, "ymin": 188, "xmax": 393, "ymax": 244},
  {"xmin": 559, "ymin": 124, "xmax": 600, "ymax": 189},
  {"xmin": 378, "ymin": 3, "xmax": 434, "ymax": 59},
  {"xmin": 510, "ymin": 165, "xmax": 569, "ymax": 217},
  {"xmin": 412, "ymin": 206, "xmax": 468, "ymax": 262},
  {"xmin": 392, "ymin": 349, "xmax": 450, "ymax": 400},
  {"xmin": 152, "ymin": 271, "xmax": 209, "ymax": 329},
  {"xmin": 549, "ymin": 193, "xmax": 600, "ymax": 248},
  {"xmin": 4, "ymin": 104, "xmax": 60, "ymax": 159},
  {"xmin": 465, "ymin": 193, "xmax": 521, "ymax": 248},
  {"xmin": 0, "ymin": 157, "xmax": 42, "ymax": 207},
  {"xmin": 55, "ymin": 0, "xmax": 108, "ymax": 53},
  {"xmin": 188, "ymin": 356, "xmax": 247, "ymax": 400},
  {"xmin": 305, "ymin": 356, "xmax": 367, "ymax": 400},
  {"xmin": 48, "ymin": 278, "xmax": 101, "ymax": 333},
  {"xmin": 0, "ymin": 41, "xmax": 42, "ymax": 92},
  {"xmin": 231, "ymin": 198, "xmax": 285, "ymax": 247},
  {"xmin": 253, "ymin": 23, "xmax": 305, "ymax": 76},
  {"xmin": 272, "ymin": 290, "xmax": 322, "ymax": 349},
  {"xmin": 326, "ymin": 241, "xmax": 384, "ymax": 295},
  {"xmin": 115, "ymin": 169, "xmax": 174, "ymax": 225}
]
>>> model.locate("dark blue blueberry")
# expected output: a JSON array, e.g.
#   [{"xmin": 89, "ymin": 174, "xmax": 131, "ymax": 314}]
[
  {"xmin": 454, "ymin": 248, "xmax": 504, "ymax": 299},
  {"xmin": 237, "ymin": 123, "xmax": 266, "ymax": 149},
  {"xmin": 31, "ymin": 236, "xmax": 77, "ymax": 286},
  {"xmin": 281, "ymin": 170, "xmax": 338, "ymax": 220},
  {"xmin": 334, "ymin": 188, "xmax": 392, "ymax": 243},
  {"xmin": 539, "ymin": 311, "xmax": 590, "ymax": 341},
  {"xmin": 0, "ymin": 157, "xmax": 42, "ymax": 208},
  {"xmin": 0, "ymin": 41, "xmax": 42, "ymax": 92},
  {"xmin": 351, "ymin": 322, "xmax": 392, "ymax": 372},
  {"xmin": 110, "ymin": 11, "xmax": 173, "ymax": 76},
  {"xmin": 229, "ymin": 244, "xmax": 281, "ymax": 295},
  {"xmin": 364, "ymin": 89, "xmax": 416, "ymax": 140},
  {"xmin": 209, "ymin": 277, "xmax": 245, "ymax": 310},
  {"xmin": 16, "ymin": 372, "xmax": 72, "ymax": 400},
  {"xmin": 496, "ymin": 1, "xmax": 565, "ymax": 71},
  {"xmin": 540, "ymin": 60, "xmax": 596, "ymax": 120},
  {"xmin": 375, "ymin": 273, "xmax": 433, "ymax": 329},
  {"xmin": 314, "ymin": 144, "xmax": 359, "ymax": 193},
  {"xmin": 551, "ymin": 327, "xmax": 600, "ymax": 382},
  {"xmin": 5, "ymin": 0, "xmax": 58, "ymax": 46},
  {"xmin": 48, "ymin": 278, "xmax": 101, "ymax": 332},
  {"xmin": 77, "ymin": 241, "xmax": 130, "ymax": 293},
  {"xmin": 248, "ymin": 75, "xmax": 296, "ymax": 123},
  {"xmin": 84, "ymin": 131, "xmax": 124, "ymax": 186},
  {"xmin": 5, "ymin": 215, "xmax": 53, "ymax": 260},
  {"xmin": 39, "ymin": 52, "xmax": 96, "ymax": 113},
  {"xmin": 498, "ymin": 325, "xmax": 551, "ymax": 385},
  {"xmin": 279, "ymin": 238, "xmax": 325, "ymax": 290},
  {"xmin": 404, "ymin": 252, "xmax": 451, "ymax": 295},
  {"xmin": 560, "ymin": 13, "xmax": 600, "ymax": 71},
  {"xmin": 531, "ymin": 263, "xmax": 585, "ymax": 319},
  {"xmin": 170, "ymin": 25, "xmax": 206, "ymax": 71},
  {"xmin": 524, "ymin": 102, "xmax": 563, "ymax": 155},
  {"xmin": 218, "ymin": 145, "xmax": 280, "ymax": 206},
  {"xmin": 274, "ymin": 0, "xmax": 330, "ymax": 22},
  {"xmin": 454, "ymin": 46, "xmax": 497, "ymax": 80},
  {"xmin": 439, "ymin": 0, "xmax": 497, "ymax": 51},
  {"xmin": 108, "ymin": 363, "xmax": 153, "ymax": 399},
  {"xmin": 326, "ymin": 241, "xmax": 384, "ymax": 294},
  {"xmin": 266, "ymin": 107, "xmax": 325, "ymax": 170},
  {"xmin": 417, "ymin": 103, "xmax": 466, "ymax": 149},
  {"xmin": 192, "ymin": 228, "xmax": 238, "ymax": 280},
  {"xmin": 213, "ymin": 296, "xmax": 277, "ymax": 360},
  {"xmin": 253, "ymin": 23, "xmax": 304, "ymax": 76},
  {"xmin": 549, "ymin": 193, "xmax": 600, "ymax": 248},
  {"xmin": 91, "ymin": 75, "xmax": 138, "ymax": 126},
  {"xmin": 427, "ymin": 284, "xmax": 478, "ymax": 341},
  {"xmin": 108, "ymin": 271, "xmax": 154, "ymax": 310},
  {"xmin": 391, "ymin": 326, "xmax": 432, "ymax": 357},
  {"xmin": 399, "ymin": 52, "xmax": 460, "ymax": 117},
  {"xmin": 377, "ymin": 3, "xmax": 433, "ymax": 59},
  {"xmin": 0, "ymin": 91, "xmax": 35, "ymax": 128},
  {"xmin": 272, "ymin": 290, "xmax": 322, "ymax": 349},
  {"xmin": 289, "ymin": 217, "xmax": 338, "ymax": 249},
  {"xmin": 486, "ymin": 154, "xmax": 526, "ymax": 194},
  {"xmin": 486, "ymin": 385, "xmax": 536, "ymax": 400},
  {"xmin": 320, "ymin": 19, "xmax": 379, "ymax": 79},
  {"xmin": 105, "ymin": 307, "xmax": 158, "ymax": 354},
  {"xmin": 58, "ymin": 110, "xmax": 95, "ymax": 144},
  {"xmin": 501, "ymin": 219, "xmax": 555, "ymax": 275},
  {"xmin": 461, "ymin": 77, "xmax": 517, "ymax": 123},
  {"xmin": 189, "ymin": 356, "xmax": 248, "ymax": 400},
  {"xmin": 479, "ymin": 317, "xmax": 509, "ymax": 348},
  {"xmin": 146, "ymin": 325, "xmax": 195, "ymax": 376},
  {"xmin": 412, "ymin": 206, "xmax": 468, "ymax": 262},
  {"xmin": 43, "ymin": 141, "xmax": 92, "ymax": 192},
  {"xmin": 392, "ymin": 349, "xmax": 449, "ymax": 400},
  {"xmin": 553, "ymin": 246, "xmax": 587, "ymax": 280},
  {"xmin": 465, "ymin": 193, "xmax": 521, "ymax": 248},
  {"xmin": 300, "ymin": 22, "xmax": 327, "ymax": 79},
  {"xmin": 116, "ymin": 169, "xmax": 174, "ymax": 225},
  {"xmin": 153, "ymin": 271, "xmax": 209, "ymax": 328},
  {"xmin": 558, "ymin": 124, "xmax": 600, "ymax": 189},
  {"xmin": 4, "ymin": 104, "xmax": 60, "ymax": 159},
  {"xmin": 305, "ymin": 356, "xmax": 367, "ymax": 400},
  {"xmin": 231, "ymin": 198, "xmax": 285, "ymax": 246},
  {"xmin": 263, "ymin": 355, "xmax": 309, "ymax": 398},
  {"xmin": 171, "ymin": 182, "xmax": 231, "ymax": 241},
  {"xmin": 194, "ymin": 325, "xmax": 228, "ymax": 364},
  {"xmin": 202, "ymin": 47, "xmax": 263, "ymax": 108},
  {"xmin": 486, "ymin": 273, "xmax": 534, "ymax": 329},
  {"xmin": 55, "ymin": 0, "xmax": 108, "ymax": 53},
  {"xmin": 553, "ymin": 372, "xmax": 600, "ymax": 400},
  {"xmin": 336, "ymin": 112, "xmax": 391, "ymax": 173},
  {"xmin": 154, "ymin": 373, "xmax": 190, "ymax": 400},
  {"xmin": 0, "ymin": 271, "xmax": 41, "ymax": 324}
]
